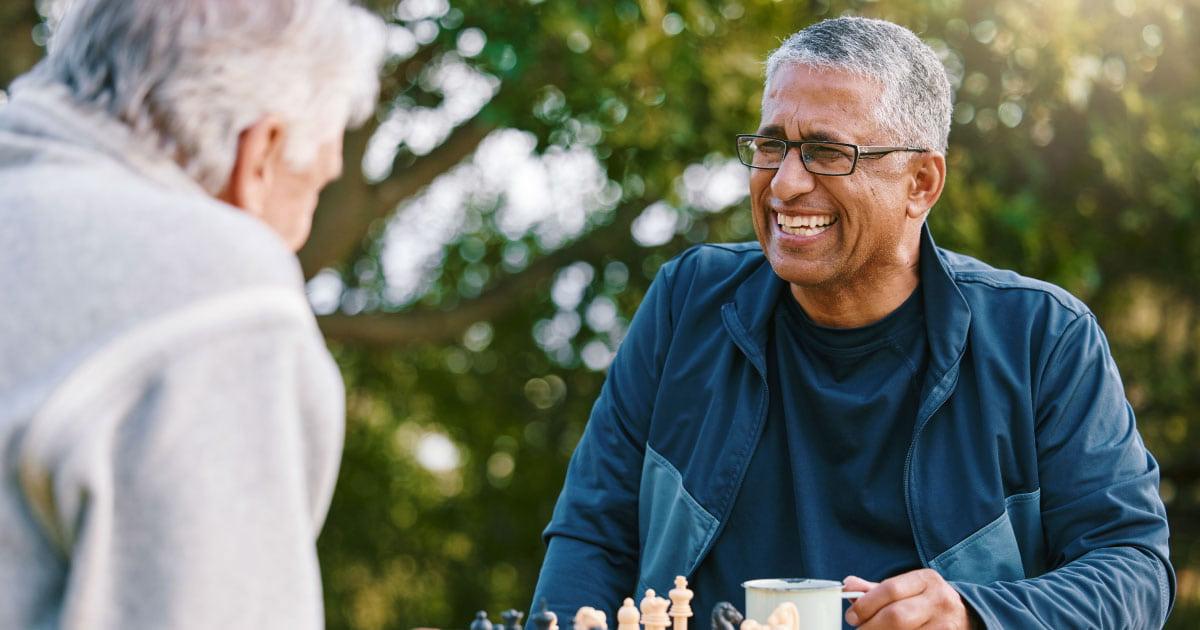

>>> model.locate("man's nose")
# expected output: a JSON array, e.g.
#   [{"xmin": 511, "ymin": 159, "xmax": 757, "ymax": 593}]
[{"xmin": 770, "ymin": 147, "xmax": 817, "ymax": 200}]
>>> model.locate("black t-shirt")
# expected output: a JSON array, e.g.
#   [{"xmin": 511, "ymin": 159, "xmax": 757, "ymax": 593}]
[{"xmin": 690, "ymin": 284, "xmax": 928, "ymax": 622}]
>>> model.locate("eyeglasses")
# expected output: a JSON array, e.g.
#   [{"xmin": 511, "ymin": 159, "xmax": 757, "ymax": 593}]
[{"xmin": 735, "ymin": 134, "xmax": 929, "ymax": 176}]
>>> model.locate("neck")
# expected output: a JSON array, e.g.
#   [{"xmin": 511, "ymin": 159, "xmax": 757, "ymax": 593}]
[{"xmin": 791, "ymin": 250, "xmax": 921, "ymax": 329}]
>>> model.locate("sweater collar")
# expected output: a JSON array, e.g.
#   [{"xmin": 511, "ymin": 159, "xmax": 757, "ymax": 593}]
[{"xmin": 0, "ymin": 81, "xmax": 209, "ymax": 198}]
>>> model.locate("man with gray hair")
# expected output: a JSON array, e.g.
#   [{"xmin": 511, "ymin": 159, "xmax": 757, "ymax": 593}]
[
  {"xmin": 0, "ymin": 1, "xmax": 384, "ymax": 628},
  {"xmin": 532, "ymin": 17, "xmax": 1173, "ymax": 629}
]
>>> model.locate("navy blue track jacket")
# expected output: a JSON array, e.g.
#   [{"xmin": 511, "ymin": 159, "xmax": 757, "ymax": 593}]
[{"xmin": 532, "ymin": 224, "xmax": 1174, "ymax": 629}]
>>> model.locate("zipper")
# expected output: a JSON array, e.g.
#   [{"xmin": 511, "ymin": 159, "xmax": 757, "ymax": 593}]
[
  {"xmin": 686, "ymin": 304, "xmax": 772, "ymax": 577},
  {"xmin": 688, "ymin": 376, "xmax": 769, "ymax": 578},
  {"xmin": 903, "ymin": 369, "xmax": 958, "ymax": 566}
]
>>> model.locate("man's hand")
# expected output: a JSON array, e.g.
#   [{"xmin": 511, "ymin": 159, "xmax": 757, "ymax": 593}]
[{"xmin": 843, "ymin": 570, "xmax": 972, "ymax": 629}]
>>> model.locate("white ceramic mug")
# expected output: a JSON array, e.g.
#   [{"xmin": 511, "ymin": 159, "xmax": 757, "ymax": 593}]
[{"xmin": 742, "ymin": 578, "xmax": 864, "ymax": 630}]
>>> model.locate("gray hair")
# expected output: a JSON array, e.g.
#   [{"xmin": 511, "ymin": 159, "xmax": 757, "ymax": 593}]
[
  {"xmin": 22, "ymin": 0, "xmax": 385, "ymax": 194},
  {"xmin": 765, "ymin": 17, "xmax": 952, "ymax": 154}
]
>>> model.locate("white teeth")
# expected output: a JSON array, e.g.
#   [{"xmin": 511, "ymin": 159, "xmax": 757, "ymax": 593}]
[
  {"xmin": 780, "ymin": 224, "xmax": 832, "ymax": 236},
  {"xmin": 776, "ymin": 213, "xmax": 836, "ymax": 231}
]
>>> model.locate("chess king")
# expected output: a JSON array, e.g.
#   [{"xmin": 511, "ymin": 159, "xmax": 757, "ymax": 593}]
[{"xmin": 530, "ymin": 16, "xmax": 1173, "ymax": 630}]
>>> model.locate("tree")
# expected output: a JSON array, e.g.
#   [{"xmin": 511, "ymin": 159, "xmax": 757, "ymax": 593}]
[{"xmin": 4, "ymin": 1, "xmax": 1199, "ymax": 627}]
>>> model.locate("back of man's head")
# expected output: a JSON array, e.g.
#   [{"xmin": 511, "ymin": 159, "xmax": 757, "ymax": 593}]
[
  {"xmin": 766, "ymin": 17, "xmax": 953, "ymax": 154},
  {"xmin": 22, "ymin": 0, "xmax": 385, "ymax": 195}
]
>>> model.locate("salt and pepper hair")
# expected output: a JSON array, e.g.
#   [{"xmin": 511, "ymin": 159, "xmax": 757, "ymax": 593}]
[
  {"xmin": 765, "ymin": 17, "xmax": 953, "ymax": 154},
  {"xmin": 24, "ymin": 0, "xmax": 385, "ymax": 194}
]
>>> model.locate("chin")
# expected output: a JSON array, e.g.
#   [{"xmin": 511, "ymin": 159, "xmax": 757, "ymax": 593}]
[
  {"xmin": 287, "ymin": 215, "xmax": 316, "ymax": 251},
  {"xmin": 287, "ymin": 229, "xmax": 311, "ymax": 252},
  {"xmin": 764, "ymin": 250, "xmax": 836, "ymax": 287}
]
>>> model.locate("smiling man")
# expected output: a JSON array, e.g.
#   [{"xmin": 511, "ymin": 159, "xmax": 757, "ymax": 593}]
[{"xmin": 531, "ymin": 17, "xmax": 1174, "ymax": 630}]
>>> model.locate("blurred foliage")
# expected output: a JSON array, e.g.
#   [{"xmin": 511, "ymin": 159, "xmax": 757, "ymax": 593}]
[{"xmin": 4, "ymin": 0, "xmax": 1200, "ymax": 628}]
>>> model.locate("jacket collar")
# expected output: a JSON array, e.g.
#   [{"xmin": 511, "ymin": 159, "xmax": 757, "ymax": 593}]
[
  {"xmin": 724, "ymin": 223, "xmax": 971, "ymax": 385},
  {"xmin": 915, "ymin": 223, "xmax": 972, "ymax": 387}
]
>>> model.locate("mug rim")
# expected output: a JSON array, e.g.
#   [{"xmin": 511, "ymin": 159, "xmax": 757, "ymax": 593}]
[{"xmin": 741, "ymin": 578, "xmax": 843, "ymax": 592}]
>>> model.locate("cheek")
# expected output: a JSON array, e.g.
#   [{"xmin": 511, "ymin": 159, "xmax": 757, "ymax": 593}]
[
  {"xmin": 749, "ymin": 171, "xmax": 774, "ymax": 207},
  {"xmin": 267, "ymin": 174, "xmax": 320, "ymax": 221},
  {"xmin": 749, "ymin": 169, "xmax": 770, "ymax": 187}
]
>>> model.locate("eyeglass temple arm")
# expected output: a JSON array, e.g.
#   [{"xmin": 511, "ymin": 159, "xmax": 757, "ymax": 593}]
[{"xmin": 858, "ymin": 146, "xmax": 929, "ymax": 155}]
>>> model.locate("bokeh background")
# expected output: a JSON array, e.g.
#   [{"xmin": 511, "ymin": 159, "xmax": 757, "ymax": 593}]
[{"xmin": 3, "ymin": 0, "xmax": 1199, "ymax": 627}]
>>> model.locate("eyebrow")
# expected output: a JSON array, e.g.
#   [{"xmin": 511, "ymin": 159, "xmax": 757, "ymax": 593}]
[{"xmin": 754, "ymin": 125, "xmax": 845, "ymax": 144}]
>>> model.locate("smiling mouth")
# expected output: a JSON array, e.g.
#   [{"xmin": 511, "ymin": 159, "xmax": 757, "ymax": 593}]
[{"xmin": 776, "ymin": 212, "xmax": 838, "ymax": 237}]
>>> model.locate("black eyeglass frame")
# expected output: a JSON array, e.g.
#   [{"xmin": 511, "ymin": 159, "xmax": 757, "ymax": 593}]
[{"xmin": 734, "ymin": 134, "xmax": 930, "ymax": 176}]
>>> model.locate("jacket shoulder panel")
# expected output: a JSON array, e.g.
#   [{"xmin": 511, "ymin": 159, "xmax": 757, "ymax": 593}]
[
  {"xmin": 938, "ymin": 248, "xmax": 1090, "ymax": 320},
  {"xmin": 663, "ymin": 242, "xmax": 768, "ymax": 312}
]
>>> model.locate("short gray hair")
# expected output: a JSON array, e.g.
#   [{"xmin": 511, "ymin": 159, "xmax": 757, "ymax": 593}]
[
  {"xmin": 22, "ymin": 0, "xmax": 385, "ymax": 194},
  {"xmin": 765, "ymin": 17, "xmax": 952, "ymax": 154}
]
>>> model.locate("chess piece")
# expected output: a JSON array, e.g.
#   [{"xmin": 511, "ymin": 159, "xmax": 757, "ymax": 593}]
[
  {"xmin": 640, "ymin": 589, "xmax": 671, "ymax": 630},
  {"xmin": 618, "ymin": 597, "xmax": 640, "ymax": 630},
  {"xmin": 710, "ymin": 602, "xmax": 743, "ymax": 630},
  {"xmin": 532, "ymin": 600, "xmax": 558, "ymax": 630},
  {"xmin": 764, "ymin": 603, "xmax": 798, "ymax": 630},
  {"xmin": 669, "ymin": 576, "xmax": 694, "ymax": 630},
  {"xmin": 502, "ymin": 609, "xmax": 525, "ymax": 630},
  {"xmin": 472, "ymin": 611, "xmax": 494, "ymax": 630},
  {"xmin": 574, "ymin": 606, "xmax": 607, "ymax": 630},
  {"xmin": 739, "ymin": 620, "xmax": 764, "ymax": 630}
]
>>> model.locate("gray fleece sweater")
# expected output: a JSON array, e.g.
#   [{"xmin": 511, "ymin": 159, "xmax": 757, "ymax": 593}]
[{"xmin": 0, "ymin": 84, "xmax": 345, "ymax": 629}]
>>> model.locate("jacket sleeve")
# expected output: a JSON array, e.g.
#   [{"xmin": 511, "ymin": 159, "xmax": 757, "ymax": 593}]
[
  {"xmin": 19, "ymin": 311, "xmax": 344, "ymax": 630},
  {"xmin": 952, "ymin": 313, "xmax": 1175, "ymax": 629},
  {"xmin": 529, "ymin": 258, "xmax": 682, "ymax": 624}
]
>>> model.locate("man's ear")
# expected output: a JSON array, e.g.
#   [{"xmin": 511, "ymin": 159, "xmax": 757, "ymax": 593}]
[
  {"xmin": 906, "ymin": 151, "xmax": 946, "ymax": 220},
  {"xmin": 217, "ymin": 115, "xmax": 287, "ymax": 216}
]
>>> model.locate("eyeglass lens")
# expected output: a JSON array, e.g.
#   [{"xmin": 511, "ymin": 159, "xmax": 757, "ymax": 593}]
[{"xmin": 736, "ymin": 137, "xmax": 856, "ymax": 175}]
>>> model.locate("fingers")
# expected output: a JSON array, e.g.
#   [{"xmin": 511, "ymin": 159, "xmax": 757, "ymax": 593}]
[
  {"xmin": 845, "ymin": 569, "xmax": 969, "ymax": 630},
  {"xmin": 856, "ymin": 597, "xmax": 933, "ymax": 630},
  {"xmin": 842, "ymin": 575, "xmax": 878, "ymax": 593},
  {"xmin": 846, "ymin": 569, "xmax": 932, "ymax": 626}
]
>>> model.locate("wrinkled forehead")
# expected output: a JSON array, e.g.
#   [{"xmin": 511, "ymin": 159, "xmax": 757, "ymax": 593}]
[{"xmin": 759, "ymin": 63, "xmax": 889, "ymax": 140}]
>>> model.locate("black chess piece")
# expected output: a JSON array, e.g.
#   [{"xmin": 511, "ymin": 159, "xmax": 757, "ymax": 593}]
[
  {"xmin": 531, "ymin": 599, "xmax": 556, "ymax": 630},
  {"xmin": 472, "ymin": 610, "xmax": 494, "ymax": 630},
  {"xmin": 710, "ymin": 602, "xmax": 743, "ymax": 630},
  {"xmin": 502, "ymin": 608, "xmax": 525, "ymax": 630}
]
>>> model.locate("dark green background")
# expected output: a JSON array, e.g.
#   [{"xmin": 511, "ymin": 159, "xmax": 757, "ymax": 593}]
[{"xmin": 3, "ymin": 0, "xmax": 1197, "ymax": 627}]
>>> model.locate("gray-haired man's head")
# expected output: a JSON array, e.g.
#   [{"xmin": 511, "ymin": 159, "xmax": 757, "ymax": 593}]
[
  {"xmin": 27, "ymin": 0, "xmax": 384, "ymax": 193},
  {"xmin": 19, "ymin": 0, "xmax": 386, "ymax": 249},
  {"xmin": 766, "ymin": 17, "xmax": 952, "ymax": 154}
]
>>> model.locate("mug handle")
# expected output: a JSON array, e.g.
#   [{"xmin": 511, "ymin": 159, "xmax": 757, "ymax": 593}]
[{"xmin": 842, "ymin": 592, "xmax": 866, "ymax": 600}]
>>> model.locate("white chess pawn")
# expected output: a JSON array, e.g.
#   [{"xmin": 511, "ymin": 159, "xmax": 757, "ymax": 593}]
[
  {"xmin": 668, "ymin": 576, "xmax": 693, "ymax": 630},
  {"xmin": 617, "ymin": 597, "xmax": 640, "ymax": 630}
]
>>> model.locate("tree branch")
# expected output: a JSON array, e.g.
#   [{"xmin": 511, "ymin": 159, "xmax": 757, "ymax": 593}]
[
  {"xmin": 298, "ymin": 42, "xmax": 496, "ymax": 278},
  {"xmin": 316, "ymin": 200, "xmax": 706, "ymax": 347},
  {"xmin": 299, "ymin": 119, "xmax": 495, "ymax": 278},
  {"xmin": 298, "ymin": 123, "xmax": 377, "ymax": 275},
  {"xmin": 376, "ymin": 121, "xmax": 495, "ymax": 211}
]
